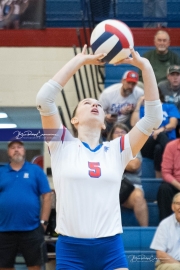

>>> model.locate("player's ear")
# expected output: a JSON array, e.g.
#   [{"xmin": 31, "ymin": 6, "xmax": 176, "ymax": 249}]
[{"xmin": 71, "ymin": 117, "xmax": 79, "ymax": 125}]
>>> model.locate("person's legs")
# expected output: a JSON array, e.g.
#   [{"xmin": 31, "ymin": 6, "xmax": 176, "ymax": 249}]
[
  {"xmin": 154, "ymin": 133, "xmax": 170, "ymax": 177},
  {"xmin": 154, "ymin": 144, "xmax": 163, "ymax": 178},
  {"xmin": 155, "ymin": 261, "xmax": 180, "ymax": 270},
  {"xmin": 19, "ymin": 225, "xmax": 47, "ymax": 269},
  {"xmin": 157, "ymin": 182, "xmax": 179, "ymax": 221},
  {"xmin": 122, "ymin": 188, "xmax": 148, "ymax": 226},
  {"xmin": 0, "ymin": 232, "xmax": 18, "ymax": 269},
  {"xmin": 142, "ymin": 133, "xmax": 169, "ymax": 178},
  {"xmin": 141, "ymin": 136, "xmax": 155, "ymax": 159}
]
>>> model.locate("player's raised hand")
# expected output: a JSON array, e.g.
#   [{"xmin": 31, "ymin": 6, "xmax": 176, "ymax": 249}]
[
  {"xmin": 114, "ymin": 47, "xmax": 151, "ymax": 70},
  {"xmin": 77, "ymin": 45, "xmax": 106, "ymax": 66}
]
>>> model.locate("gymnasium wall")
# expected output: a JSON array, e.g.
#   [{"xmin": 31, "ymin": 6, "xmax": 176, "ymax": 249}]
[
  {"xmin": 0, "ymin": 46, "xmax": 78, "ymax": 187},
  {"xmin": 1, "ymin": 27, "xmax": 180, "ymax": 187}
]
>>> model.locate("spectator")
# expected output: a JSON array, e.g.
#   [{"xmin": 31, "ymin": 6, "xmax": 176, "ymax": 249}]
[
  {"xmin": 150, "ymin": 193, "xmax": 180, "ymax": 270},
  {"xmin": 139, "ymin": 30, "xmax": 180, "ymax": 83},
  {"xmin": 131, "ymin": 93, "xmax": 180, "ymax": 178},
  {"xmin": 0, "ymin": 140, "xmax": 52, "ymax": 269},
  {"xmin": 157, "ymin": 131, "xmax": 180, "ymax": 221},
  {"xmin": 108, "ymin": 122, "xmax": 148, "ymax": 226},
  {"xmin": 158, "ymin": 65, "xmax": 180, "ymax": 111},
  {"xmin": 99, "ymin": 70, "xmax": 144, "ymax": 138}
]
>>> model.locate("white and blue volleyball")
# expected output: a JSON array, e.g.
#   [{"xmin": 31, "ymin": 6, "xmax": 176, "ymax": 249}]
[{"xmin": 90, "ymin": 19, "xmax": 134, "ymax": 64}]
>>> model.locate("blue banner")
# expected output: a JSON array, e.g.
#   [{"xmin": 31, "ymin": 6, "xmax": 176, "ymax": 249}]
[{"xmin": 0, "ymin": 129, "xmax": 63, "ymax": 142}]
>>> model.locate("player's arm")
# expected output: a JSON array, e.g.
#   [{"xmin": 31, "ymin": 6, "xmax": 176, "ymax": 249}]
[
  {"xmin": 125, "ymin": 156, "xmax": 141, "ymax": 172},
  {"xmin": 36, "ymin": 45, "xmax": 105, "ymax": 130},
  {"xmin": 117, "ymin": 49, "xmax": 163, "ymax": 156}
]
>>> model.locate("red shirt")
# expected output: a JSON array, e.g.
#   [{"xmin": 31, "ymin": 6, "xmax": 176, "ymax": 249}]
[{"xmin": 161, "ymin": 139, "xmax": 180, "ymax": 183}]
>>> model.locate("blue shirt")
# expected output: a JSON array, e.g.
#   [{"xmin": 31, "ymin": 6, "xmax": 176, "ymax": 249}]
[
  {"xmin": 0, "ymin": 161, "xmax": 51, "ymax": 231},
  {"xmin": 140, "ymin": 103, "xmax": 180, "ymax": 140}
]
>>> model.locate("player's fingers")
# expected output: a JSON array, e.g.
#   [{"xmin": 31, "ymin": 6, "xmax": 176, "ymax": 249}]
[
  {"xmin": 95, "ymin": 53, "xmax": 107, "ymax": 60},
  {"xmin": 82, "ymin": 44, "xmax": 87, "ymax": 54},
  {"xmin": 130, "ymin": 48, "xmax": 140, "ymax": 58},
  {"xmin": 114, "ymin": 57, "xmax": 132, "ymax": 65}
]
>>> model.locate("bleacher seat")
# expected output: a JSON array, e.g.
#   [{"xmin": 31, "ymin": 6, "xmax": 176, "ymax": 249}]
[
  {"xmin": 121, "ymin": 201, "xmax": 159, "ymax": 226},
  {"xmin": 141, "ymin": 178, "xmax": 162, "ymax": 202},
  {"xmin": 46, "ymin": 0, "xmax": 82, "ymax": 27},
  {"xmin": 121, "ymin": 178, "xmax": 162, "ymax": 226},
  {"xmin": 167, "ymin": 0, "xmax": 180, "ymax": 27},
  {"xmin": 141, "ymin": 158, "xmax": 155, "ymax": 178},
  {"xmin": 122, "ymin": 227, "xmax": 157, "ymax": 270},
  {"xmin": 122, "ymin": 227, "xmax": 156, "ymax": 250},
  {"xmin": 45, "ymin": 0, "xmax": 180, "ymax": 28}
]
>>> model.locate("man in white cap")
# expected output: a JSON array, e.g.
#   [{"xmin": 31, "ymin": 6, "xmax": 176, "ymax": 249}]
[{"xmin": 99, "ymin": 70, "xmax": 144, "ymax": 138}]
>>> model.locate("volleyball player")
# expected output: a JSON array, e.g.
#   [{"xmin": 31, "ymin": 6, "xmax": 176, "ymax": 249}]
[{"xmin": 36, "ymin": 45, "xmax": 163, "ymax": 270}]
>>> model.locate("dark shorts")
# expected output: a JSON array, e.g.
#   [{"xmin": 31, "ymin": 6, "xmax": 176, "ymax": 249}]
[
  {"xmin": 0, "ymin": 225, "xmax": 48, "ymax": 268},
  {"xmin": 56, "ymin": 234, "xmax": 128, "ymax": 270}
]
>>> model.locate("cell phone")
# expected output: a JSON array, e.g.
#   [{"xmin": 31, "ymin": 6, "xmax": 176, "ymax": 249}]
[{"xmin": 111, "ymin": 113, "xmax": 118, "ymax": 118}]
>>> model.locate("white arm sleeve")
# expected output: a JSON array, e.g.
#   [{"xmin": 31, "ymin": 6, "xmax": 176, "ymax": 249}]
[
  {"xmin": 36, "ymin": 79, "xmax": 63, "ymax": 116},
  {"xmin": 136, "ymin": 100, "xmax": 163, "ymax": 136}
]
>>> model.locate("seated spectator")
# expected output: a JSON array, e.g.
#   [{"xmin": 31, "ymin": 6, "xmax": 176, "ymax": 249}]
[
  {"xmin": 107, "ymin": 122, "xmax": 148, "ymax": 226},
  {"xmin": 139, "ymin": 30, "xmax": 180, "ymax": 83},
  {"xmin": 99, "ymin": 70, "xmax": 144, "ymax": 139},
  {"xmin": 157, "ymin": 130, "xmax": 180, "ymax": 221},
  {"xmin": 131, "ymin": 93, "xmax": 180, "ymax": 178},
  {"xmin": 158, "ymin": 65, "xmax": 180, "ymax": 112},
  {"xmin": 150, "ymin": 193, "xmax": 180, "ymax": 270}
]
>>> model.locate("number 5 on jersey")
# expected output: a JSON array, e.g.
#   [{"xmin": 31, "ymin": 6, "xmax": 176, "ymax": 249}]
[{"xmin": 88, "ymin": 162, "xmax": 101, "ymax": 178}]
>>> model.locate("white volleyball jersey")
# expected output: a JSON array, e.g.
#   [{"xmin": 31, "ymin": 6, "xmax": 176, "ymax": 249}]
[{"xmin": 48, "ymin": 125, "xmax": 133, "ymax": 238}]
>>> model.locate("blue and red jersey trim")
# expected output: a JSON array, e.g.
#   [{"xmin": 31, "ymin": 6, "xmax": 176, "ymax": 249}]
[{"xmin": 120, "ymin": 136, "xmax": 125, "ymax": 152}]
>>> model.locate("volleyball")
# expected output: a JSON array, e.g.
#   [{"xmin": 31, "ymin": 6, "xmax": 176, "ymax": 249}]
[{"xmin": 90, "ymin": 19, "xmax": 134, "ymax": 64}]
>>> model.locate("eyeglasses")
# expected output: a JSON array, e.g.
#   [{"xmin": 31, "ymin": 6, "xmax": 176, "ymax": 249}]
[{"xmin": 173, "ymin": 202, "xmax": 180, "ymax": 206}]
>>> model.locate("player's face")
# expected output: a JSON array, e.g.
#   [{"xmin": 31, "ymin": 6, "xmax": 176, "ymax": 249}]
[
  {"xmin": 167, "ymin": 72, "xmax": 180, "ymax": 88},
  {"xmin": 112, "ymin": 127, "xmax": 127, "ymax": 139},
  {"xmin": 172, "ymin": 195, "xmax": 180, "ymax": 223},
  {"xmin": 154, "ymin": 33, "xmax": 170, "ymax": 54},
  {"xmin": 121, "ymin": 80, "xmax": 136, "ymax": 97},
  {"xmin": 73, "ymin": 98, "xmax": 105, "ymax": 127},
  {"xmin": 8, "ymin": 143, "xmax": 25, "ymax": 163}
]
